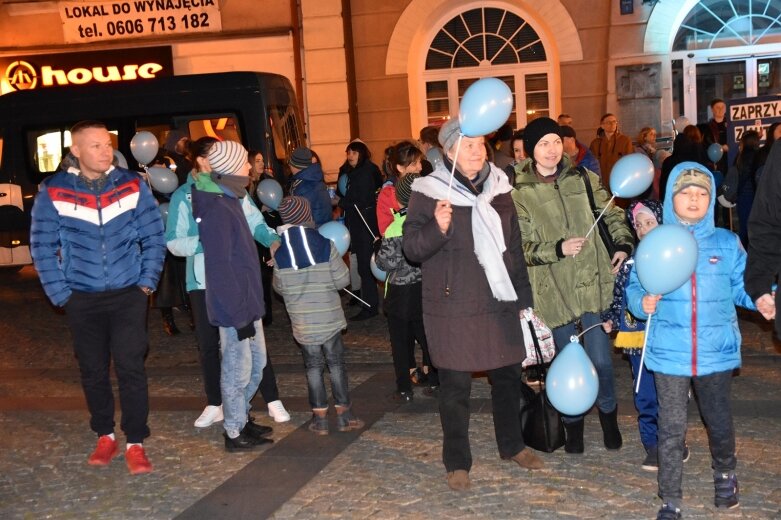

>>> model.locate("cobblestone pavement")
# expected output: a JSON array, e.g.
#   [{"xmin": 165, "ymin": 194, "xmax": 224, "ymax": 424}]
[{"xmin": 1, "ymin": 266, "xmax": 780, "ymax": 519}]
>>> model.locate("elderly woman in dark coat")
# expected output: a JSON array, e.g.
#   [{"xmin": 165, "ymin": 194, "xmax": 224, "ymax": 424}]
[{"xmin": 403, "ymin": 118, "xmax": 543, "ymax": 491}]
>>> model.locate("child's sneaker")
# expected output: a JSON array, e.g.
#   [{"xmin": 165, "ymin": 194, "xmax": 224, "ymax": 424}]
[
  {"xmin": 336, "ymin": 408, "xmax": 365, "ymax": 432},
  {"xmin": 641, "ymin": 445, "xmax": 658, "ymax": 472},
  {"xmin": 308, "ymin": 413, "xmax": 329, "ymax": 435},
  {"xmin": 714, "ymin": 471, "xmax": 739, "ymax": 509},
  {"xmin": 656, "ymin": 503, "xmax": 681, "ymax": 520}
]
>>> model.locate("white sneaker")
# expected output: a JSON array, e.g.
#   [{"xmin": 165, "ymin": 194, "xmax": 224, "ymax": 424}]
[
  {"xmin": 267, "ymin": 400, "xmax": 291, "ymax": 423},
  {"xmin": 194, "ymin": 405, "xmax": 223, "ymax": 428}
]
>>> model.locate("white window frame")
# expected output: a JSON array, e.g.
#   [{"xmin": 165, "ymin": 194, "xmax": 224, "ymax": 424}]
[{"xmin": 416, "ymin": 2, "xmax": 558, "ymax": 131}]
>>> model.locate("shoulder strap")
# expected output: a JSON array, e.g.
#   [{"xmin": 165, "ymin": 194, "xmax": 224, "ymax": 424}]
[{"xmin": 578, "ymin": 166, "xmax": 598, "ymax": 213}]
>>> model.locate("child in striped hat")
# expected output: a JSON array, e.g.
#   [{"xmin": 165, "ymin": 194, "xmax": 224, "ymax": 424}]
[{"xmin": 272, "ymin": 196, "xmax": 364, "ymax": 435}]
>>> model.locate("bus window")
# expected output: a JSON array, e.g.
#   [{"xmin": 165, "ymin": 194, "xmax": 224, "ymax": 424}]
[
  {"xmin": 187, "ymin": 116, "xmax": 241, "ymax": 144},
  {"xmin": 28, "ymin": 127, "xmax": 119, "ymax": 177},
  {"xmin": 34, "ymin": 131, "xmax": 62, "ymax": 173},
  {"xmin": 268, "ymin": 103, "xmax": 302, "ymax": 161}
]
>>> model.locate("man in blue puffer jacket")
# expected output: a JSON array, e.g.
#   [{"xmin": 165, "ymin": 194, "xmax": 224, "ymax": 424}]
[
  {"xmin": 626, "ymin": 162, "xmax": 774, "ymax": 520},
  {"xmin": 30, "ymin": 120, "xmax": 166, "ymax": 475}
]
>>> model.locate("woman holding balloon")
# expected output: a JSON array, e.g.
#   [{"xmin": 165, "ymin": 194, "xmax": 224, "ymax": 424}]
[
  {"xmin": 512, "ymin": 116, "xmax": 635, "ymax": 454},
  {"xmin": 337, "ymin": 139, "xmax": 384, "ymax": 320},
  {"xmin": 403, "ymin": 97, "xmax": 544, "ymax": 491},
  {"xmin": 625, "ymin": 163, "xmax": 771, "ymax": 519}
]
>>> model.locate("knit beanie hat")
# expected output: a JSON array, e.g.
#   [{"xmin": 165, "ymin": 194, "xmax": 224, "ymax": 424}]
[
  {"xmin": 277, "ymin": 196, "xmax": 313, "ymax": 226},
  {"xmin": 438, "ymin": 118, "xmax": 462, "ymax": 152},
  {"xmin": 523, "ymin": 117, "xmax": 561, "ymax": 158},
  {"xmin": 672, "ymin": 168, "xmax": 712, "ymax": 197},
  {"xmin": 289, "ymin": 147, "xmax": 313, "ymax": 170},
  {"xmin": 395, "ymin": 173, "xmax": 418, "ymax": 207},
  {"xmin": 207, "ymin": 140, "xmax": 248, "ymax": 176}
]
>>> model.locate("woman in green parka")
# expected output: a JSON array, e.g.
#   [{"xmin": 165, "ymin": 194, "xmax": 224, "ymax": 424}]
[{"xmin": 512, "ymin": 117, "xmax": 634, "ymax": 455}]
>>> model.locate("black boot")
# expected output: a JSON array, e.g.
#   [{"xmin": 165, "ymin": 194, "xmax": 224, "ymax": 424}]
[
  {"xmin": 161, "ymin": 309, "xmax": 180, "ymax": 336},
  {"xmin": 564, "ymin": 419, "xmax": 584, "ymax": 454},
  {"xmin": 599, "ymin": 407, "xmax": 623, "ymax": 450}
]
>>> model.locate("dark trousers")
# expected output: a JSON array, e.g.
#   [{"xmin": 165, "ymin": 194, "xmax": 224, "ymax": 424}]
[
  {"xmin": 438, "ymin": 364, "xmax": 525, "ymax": 472},
  {"xmin": 350, "ymin": 227, "xmax": 378, "ymax": 309},
  {"xmin": 65, "ymin": 286, "xmax": 150, "ymax": 443},
  {"xmin": 388, "ymin": 315, "xmax": 437, "ymax": 392},
  {"xmin": 190, "ymin": 289, "xmax": 221, "ymax": 406},
  {"xmin": 260, "ymin": 261, "xmax": 274, "ymax": 322},
  {"xmin": 656, "ymin": 370, "xmax": 736, "ymax": 505},
  {"xmin": 190, "ymin": 289, "xmax": 280, "ymax": 406}
]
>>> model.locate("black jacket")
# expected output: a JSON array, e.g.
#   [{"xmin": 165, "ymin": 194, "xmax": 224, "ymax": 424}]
[{"xmin": 745, "ymin": 140, "xmax": 781, "ymax": 336}]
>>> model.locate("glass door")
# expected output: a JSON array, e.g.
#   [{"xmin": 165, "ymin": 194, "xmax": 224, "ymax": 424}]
[{"xmin": 695, "ymin": 60, "xmax": 747, "ymax": 122}]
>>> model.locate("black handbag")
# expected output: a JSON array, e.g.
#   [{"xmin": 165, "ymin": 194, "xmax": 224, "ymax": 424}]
[
  {"xmin": 519, "ymin": 317, "xmax": 565, "ymax": 453},
  {"xmin": 579, "ymin": 167, "xmax": 618, "ymax": 258}
]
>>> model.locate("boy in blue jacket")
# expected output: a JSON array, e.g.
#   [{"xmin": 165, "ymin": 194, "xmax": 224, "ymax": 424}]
[{"xmin": 626, "ymin": 162, "xmax": 774, "ymax": 519}]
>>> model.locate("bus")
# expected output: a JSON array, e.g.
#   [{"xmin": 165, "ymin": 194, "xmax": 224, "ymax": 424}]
[{"xmin": 0, "ymin": 71, "xmax": 305, "ymax": 268}]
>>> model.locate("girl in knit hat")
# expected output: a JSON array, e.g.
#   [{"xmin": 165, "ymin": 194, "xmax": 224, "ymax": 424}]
[{"xmin": 601, "ymin": 200, "xmax": 690, "ymax": 472}]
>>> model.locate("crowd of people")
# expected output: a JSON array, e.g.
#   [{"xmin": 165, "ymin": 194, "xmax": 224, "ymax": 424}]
[{"xmin": 28, "ymin": 109, "xmax": 781, "ymax": 519}]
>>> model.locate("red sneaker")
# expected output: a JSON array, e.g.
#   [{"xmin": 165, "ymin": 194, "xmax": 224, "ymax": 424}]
[
  {"xmin": 87, "ymin": 435, "xmax": 119, "ymax": 466},
  {"xmin": 125, "ymin": 445, "xmax": 153, "ymax": 475}
]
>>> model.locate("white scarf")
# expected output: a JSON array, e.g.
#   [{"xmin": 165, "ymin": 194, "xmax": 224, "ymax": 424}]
[{"xmin": 412, "ymin": 162, "xmax": 517, "ymax": 301}]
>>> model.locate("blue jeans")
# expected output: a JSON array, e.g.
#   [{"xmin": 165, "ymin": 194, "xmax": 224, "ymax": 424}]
[
  {"xmin": 300, "ymin": 332, "xmax": 350, "ymax": 409},
  {"xmin": 629, "ymin": 352, "xmax": 658, "ymax": 449},
  {"xmin": 552, "ymin": 312, "xmax": 617, "ymax": 420},
  {"xmin": 219, "ymin": 320, "xmax": 267, "ymax": 437},
  {"xmin": 655, "ymin": 370, "xmax": 736, "ymax": 506}
]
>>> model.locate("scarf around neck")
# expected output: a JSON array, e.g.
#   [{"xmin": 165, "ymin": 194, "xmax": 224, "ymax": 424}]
[{"xmin": 412, "ymin": 162, "xmax": 517, "ymax": 301}]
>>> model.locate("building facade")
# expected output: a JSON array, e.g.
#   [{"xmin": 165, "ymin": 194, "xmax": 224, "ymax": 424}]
[{"xmin": 1, "ymin": 0, "xmax": 779, "ymax": 181}]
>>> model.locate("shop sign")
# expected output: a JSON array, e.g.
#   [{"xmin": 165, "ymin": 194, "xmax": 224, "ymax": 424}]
[
  {"xmin": 1, "ymin": 46, "xmax": 173, "ymax": 93},
  {"xmin": 58, "ymin": 0, "xmax": 222, "ymax": 44}
]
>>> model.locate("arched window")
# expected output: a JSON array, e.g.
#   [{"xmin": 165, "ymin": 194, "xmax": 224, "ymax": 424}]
[
  {"xmin": 422, "ymin": 6, "xmax": 554, "ymax": 130},
  {"xmin": 673, "ymin": 0, "xmax": 781, "ymax": 50}
]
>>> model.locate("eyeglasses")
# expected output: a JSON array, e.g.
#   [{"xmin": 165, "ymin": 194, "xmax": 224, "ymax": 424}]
[{"xmin": 603, "ymin": 119, "xmax": 618, "ymax": 125}]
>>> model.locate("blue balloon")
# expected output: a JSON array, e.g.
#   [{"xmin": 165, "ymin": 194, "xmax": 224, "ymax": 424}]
[
  {"xmin": 609, "ymin": 153, "xmax": 654, "ymax": 198},
  {"xmin": 130, "ymin": 131, "xmax": 159, "ymax": 166},
  {"xmin": 634, "ymin": 224, "xmax": 698, "ymax": 295},
  {"xmin": 257, "ymin": 178, "xmax": 283, "ymax": 210},
  {"xmin": 707, "ymin": 143, "xmax": 724, "ymax": 163},
  {"xmin": 318, "ymin": 221, "xmax": 351, "ymax": 256},
  {"xmin": 147, "ymin": 166, "xmax": 178, "ymax": 194},
  {"xmin": 370, "ymin": 253, "xmax": 387, "ymax": 281},
  {"xmin": 545, "ymin": 340, "xmax": 599, "ymax": 416},
  {"xmin": 337, "ymin": 174, "xmax": 349, "ymax": 197},
  {"xmin": 458, "ymin": 78, "xmax": 514, "ymax": 137}
]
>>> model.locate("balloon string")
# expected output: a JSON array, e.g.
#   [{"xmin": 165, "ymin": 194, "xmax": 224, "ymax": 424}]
[
  {"xmin": 585, "ymin": 194, "xmax": 616, "ymax": 240},
  {"xmin": 635, "ymin": 313, "xmax": 652, "ymax": 394},
  {"xmin": 353, "ymin": 204, "xmax": 377, "ymax": 240},
  {"xmin": 445, "ymin": 133, "xmax": 464, "ymax": 202},
  {"xmin": 343, "ymin": 289, "xmax": 371, "ymax": 308},
  {"xmin": 141, "ymin": 164, "xmax": 152, "ymax": 190},
  {"xmin": 575, "ymin": 322, "xmax": 604, "ymax": 340}
]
